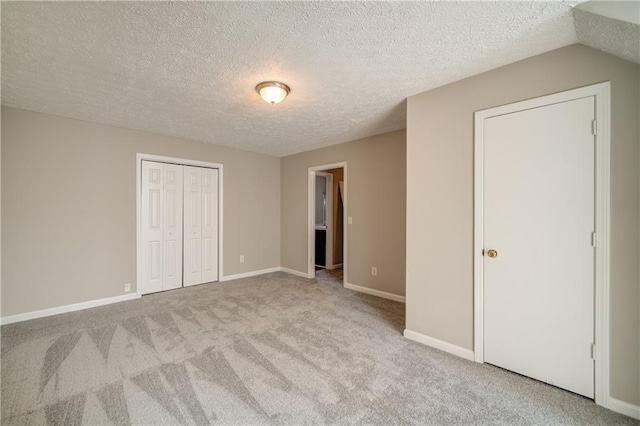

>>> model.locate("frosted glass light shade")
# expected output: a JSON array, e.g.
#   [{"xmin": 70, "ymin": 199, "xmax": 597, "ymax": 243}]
[{"xmin": 256, "ymin": 81, "xmax": 290, "ymax": 105}]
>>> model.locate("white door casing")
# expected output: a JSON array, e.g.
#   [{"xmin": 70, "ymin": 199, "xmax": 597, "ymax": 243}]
[
  {"xmin": 307, "ymin": 162, "xmax": 347, "ymax": 280},
  {"xmin": 184, "ymin": 166, "xmax": 203, "ymax": 287},
  {"xmin": 483, "ymin": 96, "xmax": 595, "ymax": 398},
  {"xmin": 202, "ymin": 168, "xmax": 219, "ymax": 283}
]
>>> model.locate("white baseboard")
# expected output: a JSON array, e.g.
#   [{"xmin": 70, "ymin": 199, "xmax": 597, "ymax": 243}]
[
  {"xmin": 1, "ymin": 293, "xmax": 141, "ymax": 326},
  {"xmin": 220, "ymin": 267, "xmax": 281, "ymax": 282},
  {"xmin": 344, "ymin": 282, "xmax": 406, "ymax": 303},
  {"xmin": 327, "ymin": 263, "xmax": 343, "ymax": 270},
  {"xmin": 608, "ymin": 397, "xmax": 640, "ymax": 420},
  {"xmin": 403, "ymin": 329, "xmax": 640, "ymax": 419},
  {"xmin": 404, "ymin": 329, "xmax": 475, "ymax": 361},
  {"xmin": 280, "ymin": 267, "xmax": 310, "ymax": 278},
  {"xmin": 1, "ymin": 266, "xmax": 292, "ymax": 326}
]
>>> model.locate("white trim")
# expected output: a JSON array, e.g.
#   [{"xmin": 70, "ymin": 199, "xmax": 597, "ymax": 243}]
[
  {"xmin": 473, "ymin": 86, "xmax": 485, "ymax": 364},
  {"xmin": 327, "ymin": 263, "xmax": 343, "ymax": 270},
  {"xmin": 220, "ymin": 267, "xmax": 280, "ymax": 282},
  {"xmin": 344, "ymin": 282, "xmax": 405, "ymax": 303},
  {"xmin": 593, "ymin": 83, "xmax": 611, "ymax": 409},
  {"xmin": 136, "ymin": 153, "xmax": 224, "ymax": 297},
  {"xmin": 137, "ymin": 153, "xmax": 224, "ymax": 170},
  {"xmin": 473, "ymin": 83, "xmax": 611, "ymax": 407},
  {"xmin": 308, "ymin": 162, "xmax": 348, "ymax": 282},
  {"xmin": 280, "ymin": 267, "xmax": 310, "ymax": 278},
  {"xmin": 219, "ymin": 163, "xmax": 225, "ymax": 282},
  {"xmin": 308, "ymin": 170, "xmax": 316, "ymax": 279},
  {"xmin": 404, "ymin": 329, "xmax": 475, "ymax": 361},
  {"xmin": 1, "ymin": 293, "xmax": 140, "ymax": 325},
  {"xmin": 608, "ymin": 398, "xmax": 640, "ymax": 420},
  {"xmin": 1, "ymin": 265, "xmax": 308, "ymax": 326}
]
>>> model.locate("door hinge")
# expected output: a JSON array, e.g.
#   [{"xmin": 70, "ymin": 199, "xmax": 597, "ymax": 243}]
[
  {"xmin": 591, "ymin": 343, "xmax": 596, "ymax": 360},
  {"xmin": 591, "ymin": 232, "xmax": 597, "ymax": 247},
  {"xmin": 591, "ymin": 120, "xmax": 597, "ymax": 136}
]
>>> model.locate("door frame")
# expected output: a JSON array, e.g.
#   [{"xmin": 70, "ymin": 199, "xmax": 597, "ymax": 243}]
[
  {"xmin": 314, "ymin": 171, "xmax": 334, "ymax": 269},
  {"xmin": 473, "ymin": 82, "xmax": 610, "ymax": 406},
  {"xmin": 307, "ymin": 162, "xmax": 347, "ymax": 281},
  {"xmin": 136, "ymin": 153, "xmax": 224, "ymax": 297}
]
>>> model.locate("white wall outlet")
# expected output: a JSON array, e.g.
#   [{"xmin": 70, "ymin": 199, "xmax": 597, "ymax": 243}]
[
  {"xmin": 124, "ymin": 283, "xmax": 131, "ymax": 292},
  {"xmin": 348, "ymin": 216, "xmax": 353, "ymax": 224},
  {"xmin": 371, "ymin": 267, "xmax": 377, "ymax": 276},
  {"xmin": 240, "ymin": 255, "xmax": 245, "ymax": 263}
]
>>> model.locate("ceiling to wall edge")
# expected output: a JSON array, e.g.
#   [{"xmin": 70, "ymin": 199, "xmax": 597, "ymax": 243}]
[{"xmin": 1, "ymin": 1, "xmax": 637, "ymax": 158}]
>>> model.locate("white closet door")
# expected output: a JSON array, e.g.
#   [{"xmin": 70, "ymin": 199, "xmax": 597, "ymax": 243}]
[
  {"xmin": 483, "ymin": 97, "xmax": 595, "ymax": 398},
  {"xmin": 162, "ymin": 164, "xmax": 183, "ymax": 290},
  {"xmin": 202, "ymin": 168, "xmax": 219, "ymax": 283},
  {"xmin": 183, "ymin": 166, "xmax": 203, "ymax": 286},
  {"xmin": 141, "ymin": 161, "xmax": 164, "ymax": 294}
]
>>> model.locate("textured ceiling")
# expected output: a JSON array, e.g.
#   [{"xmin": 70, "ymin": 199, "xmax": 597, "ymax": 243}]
[
  {"xmin": 573, "ymin": 2, "xmax": 640, "ymax": 65},
  {"xmin": 575, "ymin": 0, "xmax": 640, "ymax": 25},
  {"xmin": 1, "ymin": 1, "xmax": 586, "ymax": 156}
]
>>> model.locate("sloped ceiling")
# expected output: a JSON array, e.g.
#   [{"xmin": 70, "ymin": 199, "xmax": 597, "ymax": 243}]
[
  {"xmin": 1, "ymin": 1, "xmax": 634, "ymax": 157},
  {"xmin": 574, "ymin": 1, "xmax": 640, "ymax": 64}
]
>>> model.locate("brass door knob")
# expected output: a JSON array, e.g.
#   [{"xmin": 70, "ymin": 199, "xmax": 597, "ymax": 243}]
[{"xmin": 487, "ymin": 249, "xmax": 498, "ymax": 258}]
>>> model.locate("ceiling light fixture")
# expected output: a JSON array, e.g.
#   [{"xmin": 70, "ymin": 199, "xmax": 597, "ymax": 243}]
[{"xmin": 255, "ymin": 81, "xmax": 291, "ymax": 105}]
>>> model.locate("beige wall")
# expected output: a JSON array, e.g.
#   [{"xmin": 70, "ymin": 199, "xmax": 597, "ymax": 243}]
[
  {"xmin": 406, "ymin": 44, "xmax": 640, "ymax": 405},
  {"xmin": 1, "ymin": 107, "xmax": 281, "ymax": 316},
  {"xmin": 281, "ymin": 130, "xmax": 406, "ymax": 297}
]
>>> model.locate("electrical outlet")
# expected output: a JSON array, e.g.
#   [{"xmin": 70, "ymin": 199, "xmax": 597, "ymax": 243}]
[
  {"xmin": 348, "ymin": 216, "xmax": 353, "ymax": 224},
  {"xmin": 124, "ymin": 283, "xmax": 131, "ymax": 292},
  {"xmin": 240, "ymin": 255, "xmax": 245, "ymax": 263},
  {"xmin": 371, "ymin": 267, "xmax": 377, "ymax": 276}
]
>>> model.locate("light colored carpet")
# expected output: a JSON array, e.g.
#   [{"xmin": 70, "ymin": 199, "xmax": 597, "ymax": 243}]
[
  {"xmin": 318, "ymin": 268, "xmax": 343, "ymax": 281},
  {"xmin": 1, "ymin": 271, "xmax": 636, "ymax": 425}
]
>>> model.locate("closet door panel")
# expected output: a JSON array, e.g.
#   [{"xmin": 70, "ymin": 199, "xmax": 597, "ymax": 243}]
[
  {"xmin": 183, "ymin": 166, "xmax": 202, "ymax": 286},
  {"xmin": 163, "ymin": 164, "xmax": 183, "ymax": 290},
  {"xmin": 202, "ymin": 169, "xmax": 219, "ymax": 283},
  {"xmin": 141, "ymin": 161, "xmax": 164, "ymax": 294}
]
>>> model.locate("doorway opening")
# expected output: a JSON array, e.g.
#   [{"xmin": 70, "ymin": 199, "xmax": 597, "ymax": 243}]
[{"xmin": 308, "ymin": 162, "xmax": 347, "ymax": 284}]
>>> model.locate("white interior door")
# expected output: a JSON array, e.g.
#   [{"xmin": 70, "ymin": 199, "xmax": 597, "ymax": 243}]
[
  {"xmin": 201, "ymin": 168, "xmax": 219, "ymax": 283},
  {"xmin": 141, "ymin": 161, "xmax": 164, "ymax": 294},
  {"xmin": 141, "ymin": 161, "xmax": 184, "ymax": 294},
  {"xmin": 162, "ymin": 164, "xmax": 183, "ymax": 290},
  {"xmin": 184, "ymin": 166, "xmax": 203, "ymax": 287},
  {"xmin": 483, "ymin": 96, "xmax": 595, "ymax": 398}
]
